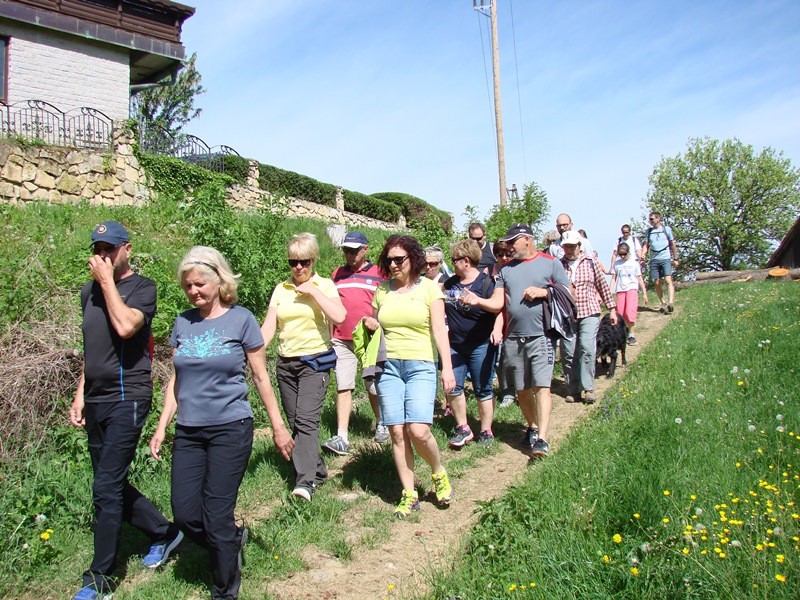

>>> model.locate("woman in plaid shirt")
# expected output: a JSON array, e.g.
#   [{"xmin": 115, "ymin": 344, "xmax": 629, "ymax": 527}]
[{"xmin": 559, "ymin": 230, "xmax": 618, "ymax": 404}]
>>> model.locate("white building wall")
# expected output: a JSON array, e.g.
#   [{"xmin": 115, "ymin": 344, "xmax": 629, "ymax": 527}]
[{"xmin": 2, "ymin": 20, "xmax": 130, "ymax": 119}]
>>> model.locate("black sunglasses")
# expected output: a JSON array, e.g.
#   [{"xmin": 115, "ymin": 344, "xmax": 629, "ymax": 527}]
[
  {"xmin": 288, "ymin": 258, "xmax": 312, "ymax": 268},
  {"xmin": 426, "ymin": 261, "xmax": 441, "ymax": 267},
  {"xmin": 470, "ymin": 236, "xmax": 484, "ymax": 242},
  {"xmin": 343, "ymin": 247, "xmax": 362, "ymax": 255},
  {"xmin": 385, "ymin": 255, "xmax": 408, "ymax": 266},
  {"xmin": 496, "ymin": 251, "xmax": 513, "ymax": 258},
  {"xmin": 618, "ymin": 252, "xmax": 629, "ymax": 257}
]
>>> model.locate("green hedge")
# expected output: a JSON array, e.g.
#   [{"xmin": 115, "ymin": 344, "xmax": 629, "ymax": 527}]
[
  {"xmin": 371, "ymin": 191, "xmax": 452, "ymax": 233},
  {"xmin": 258, "ymin": 163, "xmax": 338, "ymax": 207},
  {"xmin": 343, "ymin": 190, "xmax": 400, "ymax": 222}
]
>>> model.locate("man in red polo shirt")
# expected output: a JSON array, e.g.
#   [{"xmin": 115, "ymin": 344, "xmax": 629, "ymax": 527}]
[{"xmin": 322, "ymin": 231, "xmax": 387, "ymax": 455}]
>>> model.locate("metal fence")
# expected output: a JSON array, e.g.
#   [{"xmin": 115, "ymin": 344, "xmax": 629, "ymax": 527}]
[
  {"xmin": 137, "ymin": 121, "xmax": 240, "ymax": 174},
  {"xmin": 0, "ymin": 100, "xmax": 113, "ymax": 149}
]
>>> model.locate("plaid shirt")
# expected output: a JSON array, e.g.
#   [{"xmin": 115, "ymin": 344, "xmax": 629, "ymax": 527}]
[{"xmin": 561, "ymin": 254, "xmax": 615, "ymax": 319}]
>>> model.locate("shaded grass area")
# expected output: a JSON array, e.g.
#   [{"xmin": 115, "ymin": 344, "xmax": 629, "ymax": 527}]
[{"xmin": 426, "ymin": 281, "xmax": 800, "ymax": 599}]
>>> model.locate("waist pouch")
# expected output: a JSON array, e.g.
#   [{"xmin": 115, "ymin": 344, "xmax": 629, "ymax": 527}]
[{"xmin": 300, "ymin": 347, "xmax": 337, "ymax": 372}]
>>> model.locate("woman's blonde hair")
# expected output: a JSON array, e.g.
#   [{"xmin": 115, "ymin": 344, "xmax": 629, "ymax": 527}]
[
  {"xmin": 287, "ymin": 232, "xmax": 319, "ymax": 261},
  {"xmin": 450, "ymin": 239, "xmax": 481, "ymax": 266},
  {"xmin": 178, "ymin": 246, "xmax": 241, "ymax": 304}
]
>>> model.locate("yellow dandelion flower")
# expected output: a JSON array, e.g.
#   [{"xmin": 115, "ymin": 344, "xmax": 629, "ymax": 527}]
[
  {"xmin": 663, "ymin": 490, "xmax": 671, "ymax": 496},
  {"xmin": 603, "ymin": 555, "xmax": 611, "ymax": 564},
  {"xmin": 274, "ymin": 555, "xmax": 279, "ymax": 560},
  {"xmin": 508, "ymin": 584, "xmax": 517, "ymax": 591},
  {"xmin": 387, "ymin": 584, "xmax": 395, "ymax": 591},
  {"xmin": 682, "ymin": 548, "xmax": 690, "ymax": 555},
  {"xmin": 738, "ymin": 380, "xmax": 744, "ymax": 386},
  {"xmin": 633, "ymin": 513, "xmax": 640, "ymax": 519},
  {"xmin": 613, "ymin": 534, "xmax": 622, "ymax": 544},
  {"xmin": 777, "ymin": 555, "xmax": 785, "ymax": 563},
  {"xmin": 530, "ymin": 583, "xmax": 537, "ymax": 588},
  {"xmin": 39, "ymin": 532, "xmax": 50, "ymax": 541},
  {"xmin": 690, "ymin": 494, "xmax": 697, "ymax": 501},
  {"xmin": 719, "ymin": 552, "xmax": 727, "ymax": 559},
  {"xmin": 775, "ymin": 574, "xmax": 786, "ymax": 583},
  {"xmin": 630, "ymin": 567, "xmax": 640, "ymax": 576},
  {"xmin": 662, "ymin": 518, "xmax": 670, "ymax": 524}
]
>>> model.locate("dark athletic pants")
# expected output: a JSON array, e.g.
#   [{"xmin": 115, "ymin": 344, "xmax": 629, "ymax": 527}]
[
  {"xmin": 83, "ymin": 399, "xmax": 173, "ymax": 592},
  {"xmin": 171, "ymin": 418, "xmax": 253, "ymax": 600},
  {"xmin": 276, "ymin": 358, "xmax": 329, "ymax": 490}
]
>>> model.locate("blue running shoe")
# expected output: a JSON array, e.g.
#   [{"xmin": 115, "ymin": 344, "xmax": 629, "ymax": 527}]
[
  {"xmin": 142, "ymin": 529, "xmax": 184, "ymax": 569},
  {"xmin": 71, "ymin": 586, "xmax": 113, "ymax": 600}
]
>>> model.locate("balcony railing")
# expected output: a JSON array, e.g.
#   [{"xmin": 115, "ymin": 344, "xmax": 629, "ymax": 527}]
[{"xmin": 1, "ymin": 100, "xmax": 112, "ymax": 149}]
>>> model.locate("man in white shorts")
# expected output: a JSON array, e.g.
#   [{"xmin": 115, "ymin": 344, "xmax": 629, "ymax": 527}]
[{"xmin": 322, "ymin": 231, "xmax": 387, "ymax": 455}]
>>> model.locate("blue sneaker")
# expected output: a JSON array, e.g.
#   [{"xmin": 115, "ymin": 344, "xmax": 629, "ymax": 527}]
[
  {"xmin": 71, "ymin": 586, "xmax": 113, "ymax": 600},
  {"xmin": 142, "ymin": 529, "xmax": 184, "ymax": 569}
]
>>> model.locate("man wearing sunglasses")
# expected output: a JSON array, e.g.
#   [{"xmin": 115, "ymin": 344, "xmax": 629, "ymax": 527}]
[
  {"xmin": 322, "ymin": 231, "xmax": 387, "ymax": 455},
  {"xmin": 642, "ymin": 212, "xmax": 678, "ymax": 314},
  {"xmin": 468, "ymin": 222, "xmax": 497, "ymax": 274}
]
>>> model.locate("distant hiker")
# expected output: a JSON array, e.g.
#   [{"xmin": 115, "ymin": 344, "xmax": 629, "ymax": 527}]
[
  {"xmin": 363, "ymin": 235, "xmax": 455, "ymax": 517},
  {"xmin": 424, "ymin": 245, "xmax": 448, "ymax": 287},
  {"xmin": 69, "ymin": 221, "xmax": 182, "ymax": 600},
  {"xmin": 610, "ymin": 242, "xmax": 649, "ymax": 345},
  {"xmin": 321, "ymin": 231, "xmax": 387, "ymax": 456},
  {"xmin": 609, "ymin": 223, "xmax": 645, "ymax": 270},
  {"xmin": 468, "ymin": 221, "xmax": 497, "ymax": 273},
  {"xmin": 491, "ymin": 239, "xmax": 514, "ymax": 408},
  {"xmin": 149, "ymin": 246, "xmax": 293, "ymax": 600},
  {"xmin": 548, "ymin": 213, "xmax": 595, "ymax": 260},
  {"xmin": 462, "ymin": 224, "xmax": 572, "ymax": 460},
  {"xmin": 261, "ymin": 233, "xmax": 346, "ymax": 501},
  {"xmin": 642, "ymin": 211, "xmax": 679, "ymax": 313}
]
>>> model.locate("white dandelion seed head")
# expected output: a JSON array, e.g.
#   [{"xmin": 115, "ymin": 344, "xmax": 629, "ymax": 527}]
[
  {"xmin": 675, "ymin": 418, "xmax": 683, "ymax": 424},
  {"xmin": 776, "ymin": 414, "xmax": 784, "ymax": 421},
  {"xmin": 776, "ymin": 426, "xmax": 785, "ymax": 433},
  {"xmin": 748, "ymin": 425, "xmax": 756, "ymax": 432},
  {"xmin": 696, "ymin": 419, "xmax": 702, "ymax": 425}
]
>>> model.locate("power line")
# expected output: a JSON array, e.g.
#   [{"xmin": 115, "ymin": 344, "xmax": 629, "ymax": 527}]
[
  {"xmin": 508, "ymin": 0, "xmax": 528, "ymax": 184},
  {"xmin": 476, "ymin": 12, "xmax": 497, "ymax": 153}
]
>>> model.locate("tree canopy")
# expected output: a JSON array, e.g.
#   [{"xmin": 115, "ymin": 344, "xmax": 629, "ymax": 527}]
[
  {"xmin": 130, "ymin": 52, "xmax": 205, "ymax": 138},
  {"xmin": 482, "ymin": 181, "xmax": 550, "ymax": 243},
  {"xmin": 646, "ymin": 137, "xmax": 800, "ymax": 271}
]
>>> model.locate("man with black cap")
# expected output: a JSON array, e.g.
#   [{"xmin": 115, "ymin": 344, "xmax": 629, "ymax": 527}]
[
  {"xmin": 462, "ymin": 223, "xmax": 572, "ymax": 460},
  {"xmin": 69, "ymin": 221, "xmax": 182, "ymax": 600},
  {"xmin": 322, "ymin": 230, "xmax": 387, "ymax": 455}
]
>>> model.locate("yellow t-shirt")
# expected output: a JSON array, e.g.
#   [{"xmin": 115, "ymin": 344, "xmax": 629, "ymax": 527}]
[
  {"xmin": 269, "ymin": 273, "xmax": 339, "ymax": 357},
  {"xmin": 372, "ymin": 277, "xmax": 444, "ymax": 361}
]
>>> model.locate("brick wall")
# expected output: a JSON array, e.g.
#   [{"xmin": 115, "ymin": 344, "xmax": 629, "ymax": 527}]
[{"xmin": 1, "ymin": 20, "xmax": 130, "ymax": 119}]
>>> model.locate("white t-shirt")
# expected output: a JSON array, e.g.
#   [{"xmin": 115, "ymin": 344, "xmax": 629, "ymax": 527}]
[{"xmin": 613, "ymin": 256, "xmax": 641, "ymax": 292}]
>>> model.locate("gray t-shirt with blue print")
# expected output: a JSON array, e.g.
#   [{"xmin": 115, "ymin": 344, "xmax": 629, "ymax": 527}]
[{"xmin": 170, "ymin": 305, "xmax": 264, "ymax": 427}]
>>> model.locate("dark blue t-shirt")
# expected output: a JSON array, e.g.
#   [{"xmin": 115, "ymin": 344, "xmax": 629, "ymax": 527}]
[
  {"xmin": 170, "ymin": 305, "xmax": 264, "ymax": 427},
  {"xmin": 443, "ymin": 272, "xmax": 497, "ymax": 347}
]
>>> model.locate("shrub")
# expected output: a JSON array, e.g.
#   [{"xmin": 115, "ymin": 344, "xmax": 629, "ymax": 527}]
[
  {"xmin": 258, "ymin": 163, "xmax": 338, "ymax": 207},
  {"xmin": 370, "ymin": 191, "xmax": 452, "ymax": 232},
  {"xmin": 343, "ymin": 190, "xmax": 400, "ymax": 222}
]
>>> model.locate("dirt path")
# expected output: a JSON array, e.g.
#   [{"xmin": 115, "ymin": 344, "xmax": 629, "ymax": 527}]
[{"xmin": 262, "ymin": 306, "xmax": 675, "ymax": 600}]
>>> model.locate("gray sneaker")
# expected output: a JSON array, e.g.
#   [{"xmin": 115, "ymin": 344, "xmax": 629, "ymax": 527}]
[
  {"xmin": 321, "ymin": 435, "xmax": 350, "ymax": 455},
  {"xmin": 475, "ymin": 430, "xmax": 495, "ymax": 447},
  {"xmin": 498, "ymin": 394, "xmax": 515, "ymax": 408},
  {"xmin": 373, "ymin": 423, "xmax": 390, "ymax": 444},
  {"xmin": 520, "ymin": 426, "xmax": 539, "ymax": 448},
  {"xmin": 449, "ymin": 425, "xmax": 474, "ymax": 448},
  {"xmin": 530, "ymin": 438, "xmax": 550, "ymax": 458}
]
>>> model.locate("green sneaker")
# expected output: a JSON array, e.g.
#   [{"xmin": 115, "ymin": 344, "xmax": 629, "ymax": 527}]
[
  {"xmin": 431, "ymin": 469, "xmax": 453, "ymax": 506},
  {"xmin": 394, "ymin": 488, "xmax": 420, "ymax": 518}
]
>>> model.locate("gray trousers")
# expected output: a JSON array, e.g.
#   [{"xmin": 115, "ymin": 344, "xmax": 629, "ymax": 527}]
[
  {"xmin": 562, "ymin": 314, "xmax": 600, "ymax": 395},
  {"xmin": 276, "ymin": 357, "xmax": 329, "ymax": 490}
]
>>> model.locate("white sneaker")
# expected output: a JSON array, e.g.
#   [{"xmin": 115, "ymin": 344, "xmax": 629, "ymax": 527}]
[{"xmin": 291, "ymin": 486, "xmax": 312, "ymax": 501}]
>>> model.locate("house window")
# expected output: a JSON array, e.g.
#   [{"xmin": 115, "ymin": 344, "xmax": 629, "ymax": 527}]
[{"xmin": 0, "ymin": 36, "xmax": 7, "ymax": 104}]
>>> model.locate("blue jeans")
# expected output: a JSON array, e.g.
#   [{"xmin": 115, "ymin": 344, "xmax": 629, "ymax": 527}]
[
  {"xmin": 376, "ymin": 359, "xmax": 438, "ymax": 425},
  {"xmin": 450, "ymin": 341, "xmax": 497, "ymax": 400},
  {"xmin": 562, "ymin": 315, "xmax": 600, "ymax": 395}
]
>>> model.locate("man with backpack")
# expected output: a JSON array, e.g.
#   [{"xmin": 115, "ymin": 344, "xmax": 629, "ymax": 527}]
[{"xmin": 642, "ymin": 211, "xmax": 679, "ymax": 314}]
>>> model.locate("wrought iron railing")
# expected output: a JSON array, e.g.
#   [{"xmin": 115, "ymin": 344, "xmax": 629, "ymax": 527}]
[
  {"xmin": 0, "ymin": 100, "xmax": 113, "ymax": 149},
  {"xmin": 137, "ymin": 121, "xmax": 240, "ymax": 174}
]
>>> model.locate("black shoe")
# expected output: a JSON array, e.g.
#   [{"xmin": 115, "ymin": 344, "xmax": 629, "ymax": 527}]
[
  {"xmin": 530, "ymin": 438, "xmax": 550, "ymax": 458},
  {"xmin": 519, "ymin": 426, "xmax": 539, "ymax": 448}
]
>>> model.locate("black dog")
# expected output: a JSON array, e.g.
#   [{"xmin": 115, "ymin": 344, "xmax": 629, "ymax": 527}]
[{"xmin": 596, "ymin": 312, "xmax": 627, "ymax": 378}]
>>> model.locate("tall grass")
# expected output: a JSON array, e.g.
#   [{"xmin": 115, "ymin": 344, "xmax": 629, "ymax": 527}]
[{"xmin": 428, "ymin": 281, "xmax": 800, "ymax": 599}]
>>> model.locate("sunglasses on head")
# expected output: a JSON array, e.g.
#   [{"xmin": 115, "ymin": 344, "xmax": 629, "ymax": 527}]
[
  {"xmin": 385, "ymin": 255, "xmax": 408, "ymax": 266},
  {"xmin": 288, "ymin": 258, "xmax": 312, "ymax": 268}
]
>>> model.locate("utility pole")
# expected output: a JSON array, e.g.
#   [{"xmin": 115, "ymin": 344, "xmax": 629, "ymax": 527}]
[{"xmin": 474, "ymin": 0, "xmax": 507, "ymax": 206}]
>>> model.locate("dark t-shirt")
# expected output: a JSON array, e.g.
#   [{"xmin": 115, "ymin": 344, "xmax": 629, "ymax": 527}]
[
  {"xmin": 81, "ymin": 273, "xmax": 156, "ymax": 402},
  {"xmin": 443, "ymin": 272, "xmax": 497, "ymax": 346},
  {"xmin": 478, "ymin": 242, "xmax": 497, "ymax": 272},
  {"xmin": 170, "ymin": 305, "xmax": 264, "ymax": 427}
]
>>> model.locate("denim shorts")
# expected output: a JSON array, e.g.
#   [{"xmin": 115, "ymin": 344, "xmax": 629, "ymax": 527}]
[
  {"xmin": 450, "ymin": 341, "xmax": 497, "ymax": 400},
  {"xmin": 376, "ymin": 359, "xmax": 438, "ymax": 425},
  {"xmin": 649, "ymin": 258, "xmax": 673, "ymax": 280}
]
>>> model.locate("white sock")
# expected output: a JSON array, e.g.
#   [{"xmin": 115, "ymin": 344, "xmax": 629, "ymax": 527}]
[{"xmin": 338, "ymin": 429, "xmax": 349, "ymax": 442}]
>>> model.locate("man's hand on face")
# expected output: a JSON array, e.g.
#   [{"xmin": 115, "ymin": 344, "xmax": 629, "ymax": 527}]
[{"xmin": 89, "ymin": 254, "xmax": 116, "ymax": 285}]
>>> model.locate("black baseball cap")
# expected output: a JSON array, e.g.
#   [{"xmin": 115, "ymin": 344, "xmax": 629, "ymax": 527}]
[{"xmin": 499, "ymin": 223, "xmax": 533, "ymax": 242}]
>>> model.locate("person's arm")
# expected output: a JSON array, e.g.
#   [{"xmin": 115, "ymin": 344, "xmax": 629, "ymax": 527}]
[
  {"xmin": 261, "ymin": 306, "xmax": 278, "ymax": 347},
  {"xmin": 637, "ymin": 275, "xmax": 649, "ymax": 303},
  {"xmin": 669, "ymin": 238, "xmax": 679, "ymax": 266},
  {"xmin": 595, "ymin": 267, "xmax": 618, "ymax": 325},
  {"xmin": 150, "ymin": 352, "xmax": 179, "ymax": 461},
  {"xmin": 246, "ymin": 346, "xmax": 294, "ymax": 461},
  {"xmin": 69, "ymin": 372, "xmax": 86, "ymax": 427},
  {"xmin": 89, "ymin": 256, "xmax": 146, "ymax": 339},
  {"xmin": 490, "ymin": 311, "xmax": 504, "ymax": 346},
  {"xmin": 462, "ymin": 286, "xmax": 504, "ymax": 312},
  {"xmin": 430, "ymin": 298, "xmax": 455, "ymax": 394},
  {"xmin": 609, "ymin": 250, "xmax": 618, "ymax": 271},
  {"xmin": 295, "ymin": 280, "xmax": 347, "ymax": 325},
  {"xmin": 609, "ymin": 271, "xmax": 618, "ymax": 293}
]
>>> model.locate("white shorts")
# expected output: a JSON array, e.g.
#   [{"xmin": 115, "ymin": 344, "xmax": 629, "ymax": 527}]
[{"xmin": 332, "ymin": 338, "xmax": 375, "ymax": 394}]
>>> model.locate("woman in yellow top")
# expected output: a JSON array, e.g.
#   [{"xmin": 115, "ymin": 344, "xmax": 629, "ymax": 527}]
[
  {"xmin": 261, "ymin": 233, "xmax": 346, "ymax": 501},
  {"xmin": 364, "ymin": 234, "xmax": 455, "ymax": 517}
]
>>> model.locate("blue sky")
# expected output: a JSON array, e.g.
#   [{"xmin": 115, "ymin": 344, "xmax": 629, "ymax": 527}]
[{"xmin": 180, "ymin": 0, "xmax": 800, "ymax": 260}]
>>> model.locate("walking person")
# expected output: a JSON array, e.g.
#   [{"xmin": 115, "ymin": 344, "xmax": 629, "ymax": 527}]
[
  {"xmin": 69, "ymin": 221, "xmax": 182, "ymax": 600},
  {"xmin": 462, "ymin": 224, "xmax": 572, "ymax": 459},
  {"xmin": 467, "ymin": 222, "xmax": 497, "ymax": 273},
  {"xmin": 149, "ymin": 246, "xmax": 294, "ymax": 600},
  {"xmin": 642, "ymin": 211, "xmax": 679, "ymax": 313},
  {"xmin": 322, "ymin": 231, "xmax": 388, "ymax": 455},
  {"xmin": 609, "ymin": 224, "xmax": 645, "ymax": 270},
  {"xmin": 548, "ymin": 213, "xmax": 596, "ymax": 259},
  {"xmin": 610, "ymin": 242, "xmax": 649, "ymax": 345},
  {"xmin": 559, "ymin": 231, "xmax": 617, "ymax": 404},
  {"xmin": 363, "ymin": 235, "xmax": 455, "ymax": 517},
  {"xmin": 444, "ymin": 239, "xmax": 500, "ymax": 448},
  {"xmin": 491, "ymin": 239, "xmax": 514, "ymax": 408},
  {"xmin": 261, "ymin": 233, "xmax": 346, "ymax": 501},
  {"xmin": 423, "ymin": 245, "xmax": 448, "ymax": 287}
]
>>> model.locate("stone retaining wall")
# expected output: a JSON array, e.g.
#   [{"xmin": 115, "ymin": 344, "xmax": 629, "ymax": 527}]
[{"xmin": 0, "ymin": 130, "xmax": 407, "ymax": 231}]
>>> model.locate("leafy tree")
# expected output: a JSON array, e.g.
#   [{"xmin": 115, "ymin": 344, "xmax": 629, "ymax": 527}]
[
  {"xmin": 130, "ymin": 52, "xmax": 205, "ymax": 138},
  {"xmin": 646, "ymin": 137, "xmax": 800, "ymax": 271},
  {"xmin": 484, "ymin": 181, "xmax": 550, "ymax": 243}
]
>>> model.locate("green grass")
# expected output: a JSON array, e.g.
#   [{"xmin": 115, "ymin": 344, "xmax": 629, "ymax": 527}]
[{"xmin": 426, "ymin": 281, "xmax": 800, "ymax": 599}]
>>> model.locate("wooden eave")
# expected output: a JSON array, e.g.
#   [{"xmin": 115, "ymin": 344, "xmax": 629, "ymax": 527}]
[{"xmin": 766, "ymin": 214, "xmax": 800, "ymax": 268}]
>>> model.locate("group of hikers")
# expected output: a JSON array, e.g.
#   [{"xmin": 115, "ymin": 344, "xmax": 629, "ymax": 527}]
[{"xmin": 68, "ymin": 212, "xmax": 678, "ymax": 600}]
